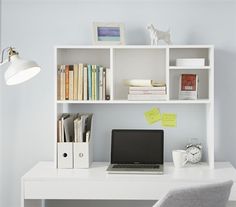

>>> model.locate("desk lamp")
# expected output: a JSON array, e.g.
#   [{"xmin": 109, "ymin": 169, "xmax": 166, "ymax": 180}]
[{"xmin": 0, "ymin": 47, "xmax": 40, "ymax": 85}]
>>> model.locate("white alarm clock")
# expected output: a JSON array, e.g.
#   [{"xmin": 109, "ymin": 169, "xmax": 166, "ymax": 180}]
[{"xmin": 185, "ymin": 144, "xmax": 202, "ymax": 164}]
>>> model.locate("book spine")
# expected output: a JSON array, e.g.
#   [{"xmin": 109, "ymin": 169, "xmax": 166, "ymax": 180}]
[
  {"xmin": 96, "ymin": 65, "xmax": 100, "ymax": 100},
  {"xmin": 60, "ymin": 65, "xmax": 65, "ymax": 100},
  {"xmin": 87, "ymin": 64, "xmax": 92, "ymax": 100},
  {"xmin": 73, "ymin": 64, "xmax": 78, "ymax": 100},
  {"xmin": 99, "ymin": 66, "xmax": 103, "ymax": 101},
  {"xmin": 129, "ymin": 90, "xmax": 166, "ymax": 95},
  {"xmin": 105, "ymin": 68, "xmax": 110, "ymax": 100},
  {"xmin": 102, "ymin": 68, "xmax": 106, "ymax": 100},
  {"xmin": 83, "ymin": 66, "xmax": 88, "ymax": 100},
  {"xmin": 125, "ymin": 79, "xmax": 152, "ymax": 87},
  {"xmin": 65, "ymin": 65, "xmax": 70, "ymax": 100},
  {"xmin": 92, "ymin": 65, "xmax": 96, "ymax": 100},
  {"xmin": 78, "ymin": 64, "xmax": 83, "ymax": 100},
  {"xmin": 129, "ymin": 86, "xmax": 166, "ymax": 91},
  {"xmin": 57, "ymin": 66, "xmax": 61, "ymax": 100},
  {"xmin": 69, "ymin": 65, "xmax": 74, "ymax": 100},
  {"xmin": 128, "ymin": 94, "xmax": 167, "ymax": 101}
]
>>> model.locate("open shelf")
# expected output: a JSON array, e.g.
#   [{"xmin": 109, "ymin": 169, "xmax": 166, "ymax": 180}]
[
  {"xmin": 169, "ymin": 69, "xmax": 210, "ymax": 100},
  {"xmin": 57, "ymin": 99, "xmax": 211, "ymax": 104},
  {"xmin": 169, "ymin": 47, "xmax": 212, "ymax": 67},
  {"xmin": 113, "ymin": 48, "xmax": 166, "ymax": 100}
]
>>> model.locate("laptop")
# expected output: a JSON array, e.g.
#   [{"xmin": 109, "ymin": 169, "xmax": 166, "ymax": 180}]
[{"xmin": 106, "ymin": 129, "xmax": 164, "ymax": 174}]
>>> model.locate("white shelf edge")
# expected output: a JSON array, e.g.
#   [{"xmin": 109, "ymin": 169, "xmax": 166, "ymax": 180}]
[
  {"xmin": 57, "ymin": 99, "xmax": 211, "ymax": 104},
  {"xmin": 55, "ymin": 45, "xmax": 214, "ymax": 50},
  {"xmin": 169, "ymin": 66, "xmax": 210, "ymax": 70}
]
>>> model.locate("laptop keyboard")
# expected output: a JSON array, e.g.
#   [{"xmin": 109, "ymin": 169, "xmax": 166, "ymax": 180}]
[{"xmin": 112, "ymin": 164, "xmax": 160, "ymax": 169}]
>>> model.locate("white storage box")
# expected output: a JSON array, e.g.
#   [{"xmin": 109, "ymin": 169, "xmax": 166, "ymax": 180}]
[
  {"xmin": 73, "ymin": 141, "xmax": 92, "ymax": 168},
  {"xmin": 176, "ymin": 58, "xmax": 205, "ymax": 67},
  {"xmin": 57, "ymin": 142, "xmax": 73, "ymax": 169}
]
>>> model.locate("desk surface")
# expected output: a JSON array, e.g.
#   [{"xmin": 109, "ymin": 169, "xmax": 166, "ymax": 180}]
[{"xmin": 22, "ymin": 162, "xmax": 236, "ymax": 200}]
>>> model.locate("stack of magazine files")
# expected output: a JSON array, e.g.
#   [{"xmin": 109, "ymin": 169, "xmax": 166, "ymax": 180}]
[{"xmin": 57, "ymin": 113, "xmax": 93, "ymax": 143}]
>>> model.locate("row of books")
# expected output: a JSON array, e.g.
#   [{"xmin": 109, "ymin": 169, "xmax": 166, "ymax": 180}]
[
  {"xmin": 125, "ymin": 79, "xmax": 167, "ymax": 101},
  {"xmin": 57, "ymin": 64, "xmax": 110, "ymax": 101},
  {"xmin": 57, "ymin": 113, "xmax": 93, "ymax": 143}
]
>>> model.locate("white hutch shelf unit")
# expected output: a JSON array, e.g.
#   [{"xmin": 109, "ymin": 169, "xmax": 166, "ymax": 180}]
[{"xmin": 54, "ymin": 45, "xmax": 214, "ymax": 168}]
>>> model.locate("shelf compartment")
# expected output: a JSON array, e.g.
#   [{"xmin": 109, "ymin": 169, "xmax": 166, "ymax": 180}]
[
  {"xmin": 113, "ymin": 48, "xmax": 167, "ymax": 100},
  {"xmin": 169, "ymin": 69, "xmax": 209, "ymax": 100},
  {"xmin": 169, "ymin": 47, "xmax": 212, "ymax": 67}
]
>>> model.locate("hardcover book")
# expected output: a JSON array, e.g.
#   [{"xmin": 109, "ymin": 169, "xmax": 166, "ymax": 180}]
[
  {"xmin": 60, "ymin": 65, "xmax": 66, "ymax": 100},
  {"xmin": 87, "ymin": 64, "xmax": 92, "ymax": 100},
  {"xmin": 83, "ymin": 66, "xmax": 88, "ymax": 100},
  {"xmin": 69, "ymin": 65, "xmax": 74, "ymax": 100},
  {"xmin": 92, "ymin": 65, "xmax": 96, "ymax": 100},
  {"xmin": 179, "ymin": 74, "xmax": 198, "ymax": 100},
  {"xmin": 78, "ymin": 64, "xmax": 84, "ymax": 100},
  {"xmin": 65, "ymin": 65, "xmax": 70, "ymax": 100},
  {"xmin": 99, "ymin": 66, "xmax": 104, "ymax": 101},
  {"xmin": 73, "ymin": 64, "xmax": 78, "ymax": 100}
]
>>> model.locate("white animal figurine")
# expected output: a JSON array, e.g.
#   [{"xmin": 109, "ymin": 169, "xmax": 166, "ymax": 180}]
[{"xmin": 147, "ymin": 24, "xmax": 172, "ymax": 45}]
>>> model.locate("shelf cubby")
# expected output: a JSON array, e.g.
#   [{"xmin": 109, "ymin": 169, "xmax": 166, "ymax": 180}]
[
  {"xmin": 169, "ymin": 69, "xmax": 209, "ymax": 100},
  {"xmin": 113, "ymin": 48, "xmax": 166, "ymax": 100},
  {"xmin": 169, "ymin": 47, "xmax": 211, "ymax": 67}
]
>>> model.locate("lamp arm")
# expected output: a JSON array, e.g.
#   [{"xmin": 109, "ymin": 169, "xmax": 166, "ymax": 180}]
[{"xmin": 0, "ymin": 47, "xmax": 12, "ymax": 66}]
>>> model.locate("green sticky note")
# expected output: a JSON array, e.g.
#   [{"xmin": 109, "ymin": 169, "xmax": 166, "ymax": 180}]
[
  {"xmin": 161, "ymin": 113, "xmax": 177, "ymax": 127},
  {"xmin": 144, "ymin": 107, "xmax": 161, "ymax": 125}
]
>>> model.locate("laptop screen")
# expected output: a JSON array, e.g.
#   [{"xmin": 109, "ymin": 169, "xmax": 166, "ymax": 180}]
[{"xmin": 111, "ymin": 130, "xmax": 164, "ymax": 164}]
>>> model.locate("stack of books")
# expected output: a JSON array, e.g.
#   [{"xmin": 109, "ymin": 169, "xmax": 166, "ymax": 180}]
[
  {"xmin": 57, "ymin": 64, "xmax": 110, "ymax": 101},
  {"xmin": 125, "ymin": 79, "xmax": 167, "ymax": 101}
]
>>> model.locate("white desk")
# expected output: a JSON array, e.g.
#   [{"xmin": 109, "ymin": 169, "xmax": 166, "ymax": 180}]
[{"xmin": 21, "ymin": 162, "xmax": 236, "ymax": 207}]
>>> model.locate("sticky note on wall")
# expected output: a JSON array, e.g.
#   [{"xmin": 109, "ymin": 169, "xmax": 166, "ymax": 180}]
[
  {"xmin": 161, "ymin": 113, "xmax": 177, "ymax": 127},
  {"xmin": 144, "ymin": 107, "xmax": 161, "ymax": 125}
]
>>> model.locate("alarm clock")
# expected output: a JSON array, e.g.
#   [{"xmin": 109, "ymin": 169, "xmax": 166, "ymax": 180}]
[{"xmin": 185, "ymin": 144, "xmax": 202, "ymax": 164}]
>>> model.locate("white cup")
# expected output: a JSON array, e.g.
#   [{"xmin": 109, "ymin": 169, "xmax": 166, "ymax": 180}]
[{"xmin": 172, "ymin": 150, "xmax": 188, "ymax": 168}]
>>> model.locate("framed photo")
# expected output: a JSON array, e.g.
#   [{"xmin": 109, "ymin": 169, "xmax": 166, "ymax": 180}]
[{"xmin": 93, "ymin": 22, "xmax": 125, "ymax": 45}]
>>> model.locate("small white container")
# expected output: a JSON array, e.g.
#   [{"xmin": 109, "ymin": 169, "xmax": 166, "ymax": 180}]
[{"xmin": 176, "ymin": 58, "xmax": 205, "ymax": 67}]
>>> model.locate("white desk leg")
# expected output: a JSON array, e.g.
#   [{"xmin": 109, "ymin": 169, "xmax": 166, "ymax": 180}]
[{"xmin": 21, "ymin": 179, "xmax": 44, "ymax": 207}]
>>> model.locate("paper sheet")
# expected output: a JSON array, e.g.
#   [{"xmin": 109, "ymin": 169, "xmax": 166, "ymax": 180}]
[
  {"xmin": 144, "ymin": 107, "xmax": 161, "ymax": 125},
  {"xmin": 161, "ymin": 113, "xmax": 177, "ymax": 127}
]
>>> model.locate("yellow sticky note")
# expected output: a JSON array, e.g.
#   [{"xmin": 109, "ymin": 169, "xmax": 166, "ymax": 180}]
[
  {"xmin": 144, "ymin": 107, "xmax": 161, "ymax": 125},
  {"xmin": 161, "ymin": 113, "xmax": 177, "ymax": 127}
]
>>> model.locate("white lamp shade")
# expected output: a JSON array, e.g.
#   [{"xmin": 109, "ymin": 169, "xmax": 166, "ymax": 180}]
[{"xmin": 4, "ymin": 55, "xmax": 41, "ymax": 85}]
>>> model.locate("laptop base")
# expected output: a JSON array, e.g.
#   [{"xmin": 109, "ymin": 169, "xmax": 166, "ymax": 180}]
[{"xmin": 106, "ymin": 164, "xmax": 164, "ymax": 174}]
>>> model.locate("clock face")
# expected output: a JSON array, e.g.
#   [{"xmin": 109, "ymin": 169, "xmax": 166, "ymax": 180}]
[{"xmin": 186, "ymin": 146, "xmax": 202, "ymax": 164}]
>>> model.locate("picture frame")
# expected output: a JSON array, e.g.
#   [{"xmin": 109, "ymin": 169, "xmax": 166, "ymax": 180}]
[{"xmin": 93, "ymin": 22, "xmax": 125, "ymax": 45}]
